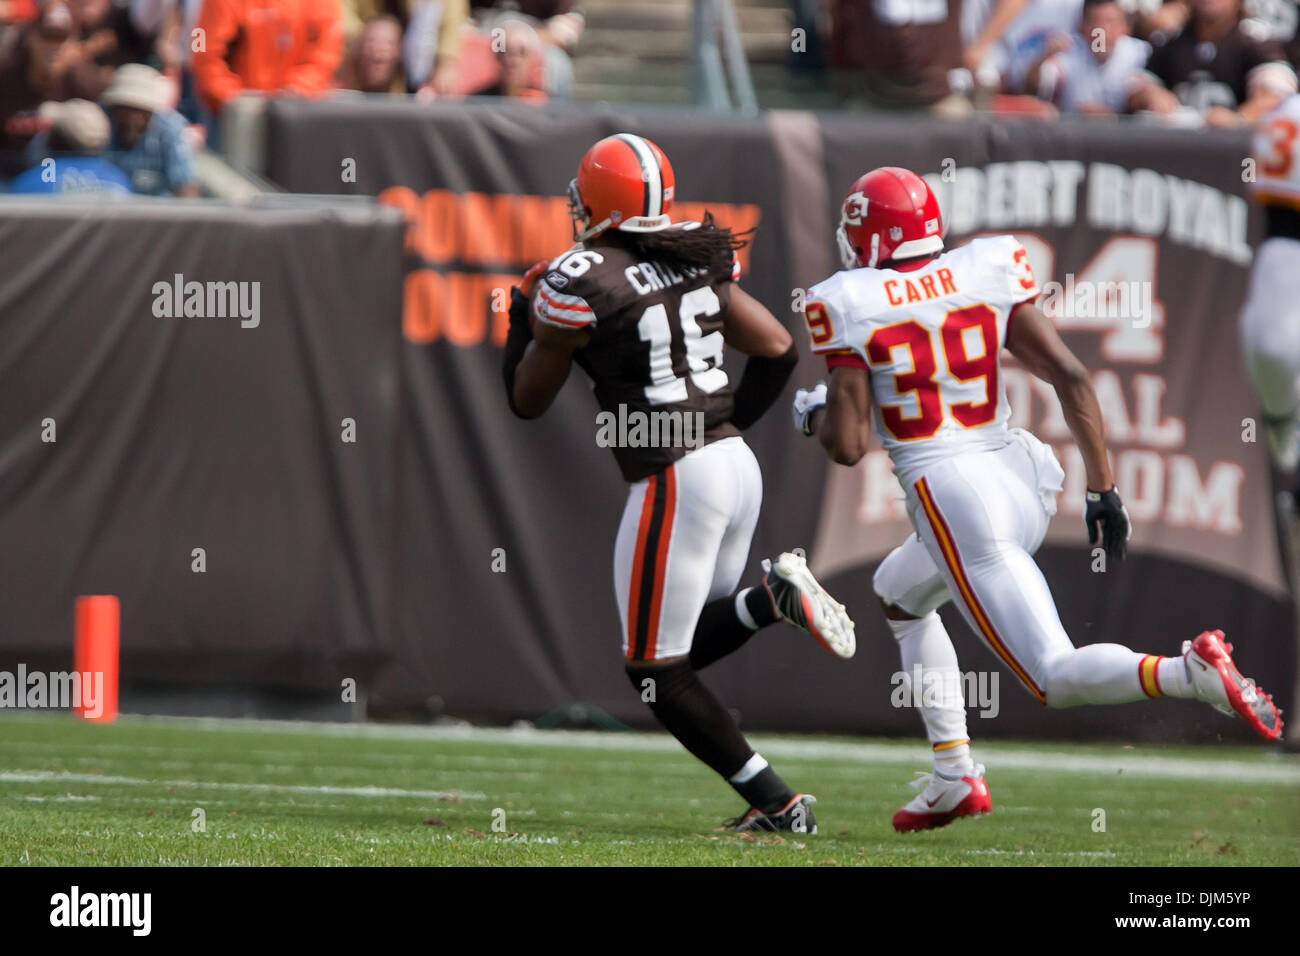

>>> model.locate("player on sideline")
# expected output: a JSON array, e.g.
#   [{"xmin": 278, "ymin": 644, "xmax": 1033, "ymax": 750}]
[
  {"xmin": 503, "ymin": 133, "xmax": 856, "ymax": 833},
  {"xmin": 1244, "ymin": 92, "xmax": 1300, "ymax": 503},
  {"xmin": 791, "ymin": 167, "xmax": 1285, "ymax": 832}
]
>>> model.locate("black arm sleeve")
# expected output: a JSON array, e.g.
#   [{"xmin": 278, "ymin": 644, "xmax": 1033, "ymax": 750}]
[
  {"xmin": 502, "ymin": 287, "xmax": 533, "ymax": 419},
  {"xmin": 729, "ymin": 342, "xmax": 798, "ymax": 431}
]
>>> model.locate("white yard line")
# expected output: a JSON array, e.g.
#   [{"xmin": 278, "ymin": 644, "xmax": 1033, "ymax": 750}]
[
  {"xmin": 66, "ymin": 715, "xmax": 1300, "ymax": 786},
  {"xmin": 0, "ymin": 770, "xmax": 485, "ymax": 802}
]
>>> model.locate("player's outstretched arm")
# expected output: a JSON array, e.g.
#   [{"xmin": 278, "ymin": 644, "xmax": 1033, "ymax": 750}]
[
  {"xmin": 798, "ymin": 366, "xmax": 871, "ymax": 466},
  {"xmin": 1006, "ymin": 302, "xmax": 1130, "ymax": 561},
  {"xmin": 1005, "ymin": 302, "xmax": 1111, "ymax": 489},
  {"xmin": 721, "ymin": 286, "xmax": 798, "ymax": 430}
]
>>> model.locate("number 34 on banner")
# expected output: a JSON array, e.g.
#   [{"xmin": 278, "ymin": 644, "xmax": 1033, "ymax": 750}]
[{"xmin": 1014, "ymin": 234, "xmax": 1166, "ymax": 364}]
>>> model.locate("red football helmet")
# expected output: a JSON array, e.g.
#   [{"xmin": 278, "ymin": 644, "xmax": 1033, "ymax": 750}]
[
  {"xmin": 836, "ymin": 167, "xmax": 944, "ymax": 270},
  {"xmin": 568, "ymin": 133, "xmax": 676, "ymax": 241}
]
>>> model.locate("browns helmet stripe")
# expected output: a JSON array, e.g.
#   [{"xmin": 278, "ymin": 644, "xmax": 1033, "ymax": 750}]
[{"xmin": 615, "ymin": 133, "xmax": 661, "ymax": 218}]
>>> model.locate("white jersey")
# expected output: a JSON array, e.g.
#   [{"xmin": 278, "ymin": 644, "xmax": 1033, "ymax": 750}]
[
  {"xmin": 1047, "ymin": 33, "xmax": 1151, "ymax": 114},
  {"xmin": 1251, "ymin": 93, "xmax": 1300, "ymax": 208},
  {"xmin": 805, "ymin": 235, "xmax": 1039, "ymax": 484}
]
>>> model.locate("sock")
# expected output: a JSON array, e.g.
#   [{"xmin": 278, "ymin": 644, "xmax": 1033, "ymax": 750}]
[
  {"xmin": 729, "ymin": 754, "xmax": 795, "ymax": 814},
  {"xmin": 888, "ymin": 611, "xmax": 973, "ymax": 772},
  {"xmin": 933, "ymin": 741, "xmax": 974, "ymax": 777},
  {"xmin": 625, "ymin": 658, "xmax": 754, "ymax": 779},
  {"xmin": 743, "ymin": 585, "xmax": 779, "ymax": 628},
  {"xmin": 1152, "ymin": 653, "xmax": 1195, "ymax": 699},
  {"xmin": 688, "ymin": 588, "xmax": 777, "ymax": 670},
  {"xmin": 1043, "ymin": 644, "xmax": 1189, "ymax": 707}
]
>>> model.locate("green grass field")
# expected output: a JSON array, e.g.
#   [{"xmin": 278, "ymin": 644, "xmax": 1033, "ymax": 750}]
[{"xmin": 1, "ymin": 714, "xmax": 1297, "ymax": 866}]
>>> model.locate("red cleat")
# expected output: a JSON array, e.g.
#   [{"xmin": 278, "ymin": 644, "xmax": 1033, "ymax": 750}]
[
  {"xmin": 892, "ymin": 765, "xmax": 992, "ymax": 832},
  {"xmin": 1183, "ymin": 630, "xmax": 1284, "ymax": 741}
]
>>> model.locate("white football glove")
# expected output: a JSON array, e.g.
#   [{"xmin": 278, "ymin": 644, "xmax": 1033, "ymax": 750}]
[{"xmin": 792, "ymin": 382, "xmax": 827, "ymax": 436}]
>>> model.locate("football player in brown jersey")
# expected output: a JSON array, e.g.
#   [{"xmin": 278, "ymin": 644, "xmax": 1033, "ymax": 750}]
[{"xmin": 503, "ymin": 134, "xmax": 856, "ymax": 833}]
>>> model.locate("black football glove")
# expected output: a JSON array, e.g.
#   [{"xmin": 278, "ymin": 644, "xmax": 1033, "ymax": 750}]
[
  {"xmin": 1084, "ymin": 487, "xmax": 1131, "ymax": 565},
  {"xmin": 507, "ymin": 286, "xmax": 533, "ymax": 341},
  {"xmin": 502, "ymin": 286, "xmax": 535, "ymax": 418}
]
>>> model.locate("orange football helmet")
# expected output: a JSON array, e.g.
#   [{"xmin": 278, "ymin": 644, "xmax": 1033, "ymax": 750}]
[{"xmin": 568, "ymin": 133, "xmax": 676, "ymax": 241}]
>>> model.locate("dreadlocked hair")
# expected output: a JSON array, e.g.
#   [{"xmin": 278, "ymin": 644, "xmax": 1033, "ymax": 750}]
[{"xmin": 609, "ymin": 212, "xmax": 752, "ymax": 278}]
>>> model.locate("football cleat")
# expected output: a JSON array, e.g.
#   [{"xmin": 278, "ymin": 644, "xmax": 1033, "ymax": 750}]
[
  {"xmin": 1182, "ymin": 630, "xmax": 1283, "ymax": 741},
  {"xmin": 761, "ymin": 552, "xmax": 856, "ymax": 659},
  {"xmin": 892, "ymin": 764, "xmax": 992, "ymax": 832},
  {"xmin": 725, "ymin": 793, "xmax": 818, "ymax": 834}
]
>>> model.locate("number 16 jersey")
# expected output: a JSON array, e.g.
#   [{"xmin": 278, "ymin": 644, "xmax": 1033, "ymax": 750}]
[
  {"xmin": 804, "ymin": 234, "xmax": 1040, "ymax": 484},
  {"xmin": 531, "ymin": 225, "xmax": 742, "ymax": 482}
]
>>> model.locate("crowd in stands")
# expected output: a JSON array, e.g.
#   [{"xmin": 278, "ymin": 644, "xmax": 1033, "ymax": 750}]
[
  {"xmin": 830, "ymin": 0, "xmax": 1300, "ymax": 123},
  {"xmin": 2, "ymin": 0, "xmax": 1299, "ymax": 195},
  {"xmin": 0, "ymin": 0, "xmax": 582, "ymax": 192}
]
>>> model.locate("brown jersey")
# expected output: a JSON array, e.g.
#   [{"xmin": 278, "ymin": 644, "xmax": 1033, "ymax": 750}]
[
  {"xmin": 830, "ymin": 0, "xmax": 964, "ymax": 107},
  {"xmin": 531, "ymin": 226, "xmax": 742, "ymax": 482}
]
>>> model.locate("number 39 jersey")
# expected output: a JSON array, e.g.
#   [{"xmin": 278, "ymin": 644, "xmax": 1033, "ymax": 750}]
[
  {"xmin": 531, "ymin": 224, "xmax": 742, "ymax": 482},
  {"xmin": 804, "ymin": 234, "xmax": 1039, "ymax": 483}
]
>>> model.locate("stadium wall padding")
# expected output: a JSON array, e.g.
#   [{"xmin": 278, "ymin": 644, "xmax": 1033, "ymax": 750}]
[
  {"xmin": 0, "ymin": 102, "xmax": 1293, "ymax": 744},
  {"xmin": 0, "ymin": 199, "xmax": 405, "ymax": 701}
]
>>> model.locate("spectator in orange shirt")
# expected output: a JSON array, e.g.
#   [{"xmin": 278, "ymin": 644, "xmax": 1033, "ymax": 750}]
[{"xmin": 192, "ymin": 0, "xmax": 344, "ymax": 115}]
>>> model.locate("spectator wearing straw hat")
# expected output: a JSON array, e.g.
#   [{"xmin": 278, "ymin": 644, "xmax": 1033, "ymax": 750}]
[
  {"xmin": 102, "ymin": 62, "xmax": 196, "ymax": 196},
  {"xmin": 7, "ymin": 97, "xmax": 131, "ymax": 193}
]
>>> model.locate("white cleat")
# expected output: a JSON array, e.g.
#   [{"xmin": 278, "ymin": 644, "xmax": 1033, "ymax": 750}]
[
  {"xmin": 761, "ymin": 552, "xmax": 856, "ymax": 659},
  {"xmin": 892, "ymin": 764, "xmax": 992, "ymax": 832}
]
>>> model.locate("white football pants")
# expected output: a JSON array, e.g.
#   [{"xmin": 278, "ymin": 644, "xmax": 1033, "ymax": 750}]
[
  {"xmin": 614, "ymin": 437, "xmax": 762, "ymax": 661},
  {"xmin": 1241, "ymin": 238, "xmax": 1300, "ymax": 423},
  {"xmin": 875, "ymin": 431, "xmax": 1166, "ymax": 709}
]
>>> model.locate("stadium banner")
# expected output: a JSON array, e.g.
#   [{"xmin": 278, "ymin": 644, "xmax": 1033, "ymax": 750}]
[
  {"xmin": 0, "ymin": 199, "xmax": 405, "ymax": 698},
  {"xmin": 273, "ymin": 104, "xmax": 1298, "ymax": 737}
]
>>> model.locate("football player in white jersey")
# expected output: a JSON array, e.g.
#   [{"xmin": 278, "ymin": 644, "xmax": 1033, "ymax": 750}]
[
  {"xmin": 1244, "ymin": 92, "xmax": 1300, "ymax": 495},
  {"xmin": 791, "ymin": 167, "xmax": 1284, "ymax": 832}
]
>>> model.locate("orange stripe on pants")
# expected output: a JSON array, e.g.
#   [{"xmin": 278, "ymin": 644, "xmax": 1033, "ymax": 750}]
[
  {"xmin": 626, "ymin": 474, "xmax": 659, "ymax": 659},
  {"xmin": 642, "ymin": 467, "xmax": 676, "ymax": 660},
  {"xmin": 916, "ymin": 477, "xmax": 1047, "ymax": 704}
]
